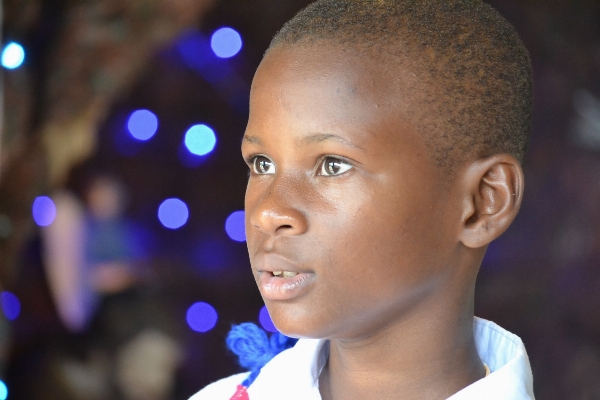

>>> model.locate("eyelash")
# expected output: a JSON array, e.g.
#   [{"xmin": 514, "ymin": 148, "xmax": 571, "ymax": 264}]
[{"xmin": 246, "ymin": 155, "xmax": 353, "ymax": 177}]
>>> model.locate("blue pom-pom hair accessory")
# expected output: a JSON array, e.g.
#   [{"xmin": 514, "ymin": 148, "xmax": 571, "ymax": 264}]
[{"xmin": 226, "ymin": 322, "xmax": 298, "ymax": 395}]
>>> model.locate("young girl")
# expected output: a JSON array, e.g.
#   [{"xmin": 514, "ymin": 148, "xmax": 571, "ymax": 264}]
[{"xmin": 192, "ymin": 1, "xmax": 534, "ymax": 398}]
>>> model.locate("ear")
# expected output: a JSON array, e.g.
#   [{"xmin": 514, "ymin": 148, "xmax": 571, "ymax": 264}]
[{"xmin": 458, "ymin": 154, "xmax": 524, "ymax": 249}]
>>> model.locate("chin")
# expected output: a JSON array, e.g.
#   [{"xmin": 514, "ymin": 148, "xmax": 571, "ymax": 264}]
[{"xmin": 268, "ymin": 307, "xmax": 328, "ymax": 339}]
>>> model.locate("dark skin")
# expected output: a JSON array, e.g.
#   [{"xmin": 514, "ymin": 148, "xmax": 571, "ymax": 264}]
[{"xmin": 242, "ymin": 43, "xmax": 524, "ymax": 400}]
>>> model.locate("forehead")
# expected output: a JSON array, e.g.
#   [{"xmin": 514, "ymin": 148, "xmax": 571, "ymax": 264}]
[
  {"xmin": 254, "ymin": 44, "xmax": 389, "ymax": 100},
  {"xmin": 248, "ymin": 44, "xmax": 419, "ymax": 138}
]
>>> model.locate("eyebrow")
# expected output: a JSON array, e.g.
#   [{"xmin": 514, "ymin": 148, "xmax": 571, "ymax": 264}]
[
  {"xmin": 242, "ymin": 133, "xmax": 365, "ymax": 151},
  {"xmin": 242, "ymin": 135, "xmax": 262, "ymax": 145},
  {"xmin": 301, "ymin": 133, "xmax": 365, "ymax": 151}
]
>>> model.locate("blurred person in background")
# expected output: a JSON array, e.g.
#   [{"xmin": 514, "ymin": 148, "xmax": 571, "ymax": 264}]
[{"xmin": 42, "ymin": 173, "xmax": 182, "ymax": 400}]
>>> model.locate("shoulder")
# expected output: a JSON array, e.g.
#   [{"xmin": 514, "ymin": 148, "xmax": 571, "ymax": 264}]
[{"xmin": 188, "ymin": 372, "xmax": 250, "ymax": 400}]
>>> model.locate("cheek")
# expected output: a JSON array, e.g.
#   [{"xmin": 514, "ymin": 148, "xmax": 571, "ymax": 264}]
[{"xmin": 326, "ymin": 186, "xmax": 445, "ymax": 279}]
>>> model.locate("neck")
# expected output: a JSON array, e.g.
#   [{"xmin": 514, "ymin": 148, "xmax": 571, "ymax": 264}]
[{"xmin": 319, "ymin": 293, "xmax": 484, "ymax": 400}]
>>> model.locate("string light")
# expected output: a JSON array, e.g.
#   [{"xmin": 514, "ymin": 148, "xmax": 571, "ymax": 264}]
[
  {"xmin": 211, "ymin": 27, "xmax": 243, "ymax": 58},
  {"xmin": 158, "ymin": 198, "xmax": 189, "ymax": 229},
  {"xmin": 225, "ymin": 211, "xmax": 246, "ymax": 242},
  {"xmin": 1, "ymin": 291, "xmax": 21, "ymax": 321},
  {"xmin": 127, "ymin": 109, "xmax": 159, "ymax": 141},
  {"xmin": 32, "ymin": 196, "xmax": 56, "ymax": 227},
  {"xmin": 0, "ymin": 379, "xmax": 8, "ymax": 400},
  {"xmin": 2, "ymin": 42, "xmax": 25, "ymax": 69},
  {"xmin": 184, "ymin": 124, "xmax": 217, "ymax": 156},
  {"xmin": 187, "ymin": 302, "xmax": 218, "ymax": 333},
  {"xmin": 259, "ymin": 305, "xmax": 277, "ymax": 333}
]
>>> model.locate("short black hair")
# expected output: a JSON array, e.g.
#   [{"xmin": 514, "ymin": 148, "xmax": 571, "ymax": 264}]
[{"xmin": 268, "ymin": 0, "xmax": 533, "ymax": 169}]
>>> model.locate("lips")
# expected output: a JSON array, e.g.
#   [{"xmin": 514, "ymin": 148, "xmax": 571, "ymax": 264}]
[{"xmin": 254, "ymin": 253, "xmax": 315, "ymax": 301}]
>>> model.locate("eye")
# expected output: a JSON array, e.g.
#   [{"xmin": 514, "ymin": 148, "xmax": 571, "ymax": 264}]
[
  {"xmin": 250, "ymin": 155, "xmax": 276, "ymax": 175},
  {"xmin": 318, "ymin": 156, "xmax": 353, "ymax": 177}
]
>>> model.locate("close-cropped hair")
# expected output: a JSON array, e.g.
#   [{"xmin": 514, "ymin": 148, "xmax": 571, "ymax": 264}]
[{"xmin": 268, "ymin": 0, "xmax": 533, "ymax": 170}]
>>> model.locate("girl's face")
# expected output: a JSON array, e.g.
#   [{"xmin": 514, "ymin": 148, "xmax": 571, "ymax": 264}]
[{"xmin": 242, "ymin": 44, "xmax": 464, "ymax": 340}]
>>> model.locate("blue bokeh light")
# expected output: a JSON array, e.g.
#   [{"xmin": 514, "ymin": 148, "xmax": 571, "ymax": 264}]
[
  {"xmin": 186, "ymin": 302, "xmax": 218, "ymax": 333},
  {"xmin": 259, "ymin": 305, "xmax": 277, "ymax": 333},
  {"xmin": 1, "ymin": 291, "xmax": 21, "ymax": 321},
  {"xmin": 211, "ymin": 27, "xmax": 243, "ymax": 58},
  {"xmin": 2, "ymin": 42, "xmax": 25, "ymax": 69},
  {"xmin": 127, "ymin": 109, "xmax": 158, "ymax": 141},
  {"xmin": 32, "ymin": 196, "xmax": 56, "ymax": 227},
  {"xmin": 158, "ymin": 198, "xmax": 189, "ymax": 229},
  {"xmin": 184, "ymin": 124, "xmax": 217, "ymax": 156},
  {"xmin": 0, "ymin": 379, "xmax": 7, "ymax": 400},
  {"xmin": 225, "ymin": 211, "xmax": 246, "ymax": 242}
]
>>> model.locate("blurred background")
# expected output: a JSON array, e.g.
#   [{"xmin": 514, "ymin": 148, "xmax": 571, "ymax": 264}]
[{"xmin": 0, "ymin": 1, "xmax": 599, "ymax": 399}]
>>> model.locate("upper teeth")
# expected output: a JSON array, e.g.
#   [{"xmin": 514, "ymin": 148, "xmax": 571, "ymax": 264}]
[{"xmin": 273, "ymin": 271, "xmax": 298, "ymax": 277}]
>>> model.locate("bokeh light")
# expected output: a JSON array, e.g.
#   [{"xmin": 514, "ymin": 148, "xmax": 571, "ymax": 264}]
[
  {"xmin": 211, "ymin": 27, "xmax": 243, "ymax": 58},
  {"xmin": 186, "ymin": 302, "xmax": 218, "ymax": 333},
  {"xmin": 32, "ymin": 196, "xmax": 56, "ymax": 227},
  {"xmin": 259, "ymin": 305, "xmax": 277, "ymax": 333},
  {"xmin": 0, "ymin": 380, "xmax": 7, "ymax": 400},
  {"xmin": 127, "ymin": 109, "xmax": 158, "ymax": 141},
  {"xmin": 2, "ymin": 42, "xmax": 25, "ymax": 69},
  {"xmin": 225, "ymin": 211, "xmax": 246, "ymax": 242},
  {"xmin": 158, "ymin": 198, "xmax": 189, "ymax": 229},
  {"xmin": 184, "ymin": 124, "xmax": 217, "ymax": 156},
  {"xmin": 1, "ymin": 291, "xmax": 21, "ymax": 321}
]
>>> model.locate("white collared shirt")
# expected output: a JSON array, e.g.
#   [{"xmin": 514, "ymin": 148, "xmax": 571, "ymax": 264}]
[{"xmin": 191, "ymin": 317, "xmax": 535, "ymax": 400}]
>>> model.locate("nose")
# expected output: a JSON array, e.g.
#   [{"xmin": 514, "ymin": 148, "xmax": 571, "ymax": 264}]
[{"xmin": 246, "ymin": 176, "xmax": 308, "ymax": 237}]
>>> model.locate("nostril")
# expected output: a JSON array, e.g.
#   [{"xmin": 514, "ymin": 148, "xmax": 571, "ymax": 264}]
[{"xmin": 276, "ymin": 224, "xmax": 294, "ymax": 232}]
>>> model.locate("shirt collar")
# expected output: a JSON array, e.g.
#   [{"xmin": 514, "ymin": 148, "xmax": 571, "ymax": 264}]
[{"xmin": 448, "ymin": 317, "xmax": 535, "ymax": 399}]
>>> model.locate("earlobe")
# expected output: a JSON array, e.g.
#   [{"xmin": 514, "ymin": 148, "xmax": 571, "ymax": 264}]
[{"xmin": 459, "ymin": 154, "xmax": 524, "ymax": 249}]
